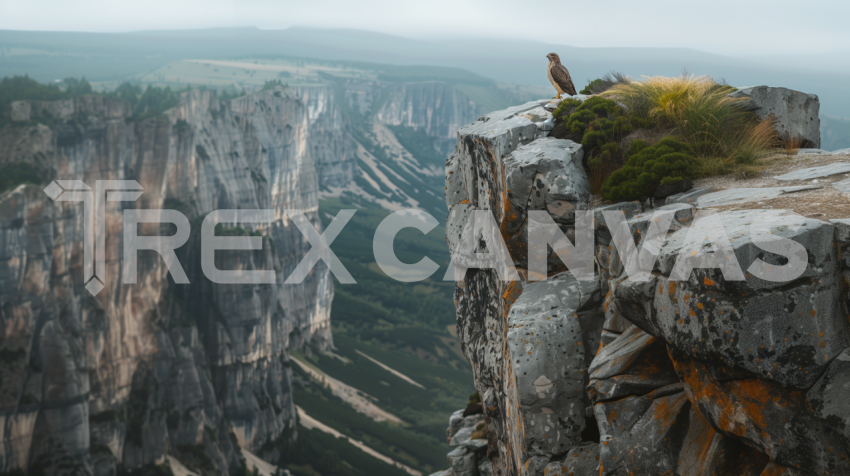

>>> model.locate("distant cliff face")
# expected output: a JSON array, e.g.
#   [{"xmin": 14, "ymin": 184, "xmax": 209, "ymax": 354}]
[
  {"xmin": 0, "ymin": 87, "xmax": 348, "ymax": 476},
  {"xmin": 374, "ymin": 83, "xmax": 479, "ymax": 156}
]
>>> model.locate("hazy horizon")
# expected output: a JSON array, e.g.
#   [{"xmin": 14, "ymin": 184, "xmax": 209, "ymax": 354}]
[{"xmin": 2, "ymin": 0, "xmax": 849, "ymax": 56}]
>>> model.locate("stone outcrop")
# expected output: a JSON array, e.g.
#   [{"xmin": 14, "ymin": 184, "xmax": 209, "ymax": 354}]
[
  {"xmin": 729, "ymin": 86, "xmax": 821, "ymax": 148},
  {"xmin": 444, "ymin": 94, "xmax": 850, "ymax": 475},
  {"xmin": 429, "ymin": 408, "xmax": 490, "ymax": 476},
  {"xmin": 444, "ymin": 99, "xmax": 601, "ymax": 475},
  {"xmin": 0, "ymin": 87, "xmax": 344, "ymax": 476}
]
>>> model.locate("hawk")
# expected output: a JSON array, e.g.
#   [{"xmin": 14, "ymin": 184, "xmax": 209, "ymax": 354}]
[{"xmin": 546, "ymin": 53, "xmax": 577, "ymax": 99}]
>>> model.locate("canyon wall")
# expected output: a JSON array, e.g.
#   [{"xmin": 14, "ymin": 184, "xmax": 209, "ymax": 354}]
[
  {"xmin": 374, "ymin": 83, "xmax": 479, "ymax": 156},
  {"xmin": 0, "ymin": 86, "xmax": 349, "ymax": 476}
]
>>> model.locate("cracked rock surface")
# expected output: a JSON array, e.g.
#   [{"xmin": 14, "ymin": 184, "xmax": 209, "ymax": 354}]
[{"xmin": 443, "ymin": 92, "xmax": 850, "ymax": 476}]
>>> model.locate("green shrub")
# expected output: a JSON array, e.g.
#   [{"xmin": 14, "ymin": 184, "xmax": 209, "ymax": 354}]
[
  {"xmin": 601, "ymin": 137, "xmax": 696, "ymax": 201},
  {"xmin": 129, "ymin": 85, "xmax": 179, "ymax": 120},
  {"xmin": 601, "ymin": 74, "xmax": 775, "ymax": 160},
  {"xmin": 0, "ymin": 162, "xmax": 43, "ymax": 193},
  {"xmin": 579, "ymin": 72, "xmax": 631, "ymax": 95},
  {"xmin": 63, "ymin": 78, "xmax": 93, "ymax": 96},
  {"xmin": 552, "ymin": 96, "xmax": 645, "ymax": 173},
  {"xmin": 580, "ymin": 79, "xmax": 603, "ymax": 95},
  {"xmin": 261, "ymin": 80, "xmax": 287, "ymax": 91}
]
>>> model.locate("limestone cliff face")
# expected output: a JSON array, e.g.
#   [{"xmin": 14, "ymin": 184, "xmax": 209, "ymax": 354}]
[
  {"xmin": 0, "ymin": 87, "xmax": 346, "ymax": 476},
  {"xmin": 443, "ymin": 92, "xmax": 850, "ymax": 476},
  {"xmin": 374, "ymin": 83, "xmax": 479, "ymax": 156}
]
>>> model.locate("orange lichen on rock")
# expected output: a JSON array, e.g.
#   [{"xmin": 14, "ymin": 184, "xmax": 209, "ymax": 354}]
[{"xmin": 668, "ymin": 346, "xmax": 850, "ymax": 474}]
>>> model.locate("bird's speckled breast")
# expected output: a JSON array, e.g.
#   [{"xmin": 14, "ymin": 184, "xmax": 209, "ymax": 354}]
[{"xmin": 547, "ymin": 62, "xmax": 561, "ymax": 93}]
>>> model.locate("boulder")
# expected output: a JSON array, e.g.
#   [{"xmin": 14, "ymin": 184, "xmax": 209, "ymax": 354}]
[
  {"xmin": 503, "ymin": 271, "xmax": 603, "ymax": 474},
  {"xmin": 501, "ymin": 137, "xmax": 589, "ymax": 269},
  {"xmin": 670, "ymin": 349, "xmax": 850, "ymax": 474},
  {"xmin": 729, "ymin": 86, "xmax": 820, "ymax": 148},
  {"xmin": 449, "ymin": 414, "xmax": 486, "ymax": 446},
  {"xmin": 586, "ymin": 326, "xmax": 679, "ymax": 405},
  {"xmin": 542, "ymin": 444, "xmax": 599, "ymax": 476},
  {"xmin": 448, "ymin": 446, "xmax": 480, "ymax": 476},
  {"xmin": 588, "ymin": 330, "xmax": 767, "ymax": 476},
  {"xmin": 616, "ymin": 209, "xmax": 849, "ymax": 388},
  {"xmin": 448, "ymin": 409, "xmax": 466, "ymax": 440}
]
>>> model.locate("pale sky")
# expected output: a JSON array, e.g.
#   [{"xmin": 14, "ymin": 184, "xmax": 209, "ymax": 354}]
[{"xmin": 0, "ymin": 0, "xmax": 848, "ymax": 56}]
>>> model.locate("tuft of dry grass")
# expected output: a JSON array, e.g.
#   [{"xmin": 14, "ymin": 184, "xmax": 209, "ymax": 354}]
[
  {"xmin": 602, "ymin": 73, "xmax": 779, "ymax": 179},
  {"xmin": 783, "ymin": 136, "xmax": 804, "ymax": 155},
  {"xmin": 588, "ymin": 165, "xmax": 608, "ymax": 195}
]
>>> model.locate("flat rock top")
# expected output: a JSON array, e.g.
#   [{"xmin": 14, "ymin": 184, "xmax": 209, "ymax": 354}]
[
  {"xmin": 774, "ymin": 162, "xmax": 850, "ymax": 181},
  {"xmin": 458, "ymin": 99, "xmax": 549, "ymax": 138},
  {"xmin": 685, "ymin": 151, "xmax": 850, "ymax": 220}
]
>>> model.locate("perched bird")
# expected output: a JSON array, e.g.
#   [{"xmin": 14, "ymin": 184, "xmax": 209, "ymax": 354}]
[{"xmin": 546, "ymin": 53, "xmax": 577, "ymax": 99}]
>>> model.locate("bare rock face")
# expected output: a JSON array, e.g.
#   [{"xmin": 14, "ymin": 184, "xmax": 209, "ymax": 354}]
[
  {"xmin": 670, "ymin": 349, "xmax": 850, "ymax": 474},
  {"xmin": 503, "ymin": 273, "xmax": 602, "ymax": 475},
  {"xmin": 444, "ymin": 95, "xmax": 850, "ymax": 476},
  {"xmin": 616, "ymin": 209, "xmax": 848, "ymax": 388},
  {"xmin": 444, "ymin": 99, "xmax": 598, "ymax": 475},
  {"xmin": 588, "ymin": 328, "xmax": 769, "ymax": 476},
  {"xmin": 375, "ymin": 82, "xmax": 480, "ymax": 156},
  {"xmin": 729, "ymin": 86, "xmax": 821, "ymax": 148},
  {"xmin": 0, "ymin": 87, "xmax": 345, "ymax": 476}
]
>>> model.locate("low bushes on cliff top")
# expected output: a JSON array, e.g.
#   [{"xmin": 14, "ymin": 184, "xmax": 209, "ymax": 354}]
[
  {"xmin": 601, "ymin": 74, "xmax": 778, "ymax": 161},
  {"xmin": 550, "ymin": 73, "xmax": 779, "ymax": 200},
  {"xmin": 579, "ymin": 71, "xmax": 631, "ymax": 95},
  {"xmin": 601, "ymin": 138, "xmax": 696, "ymax": 201},
  {"xmin": 551, "ymin": 95, "xmax": 646, "ymax": 192}
]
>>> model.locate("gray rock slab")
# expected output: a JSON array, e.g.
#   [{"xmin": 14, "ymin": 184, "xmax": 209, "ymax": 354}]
[
  {"xmin": 587, "ymin": 326, "xmax": 679, "ymax": 404},
  {"xmin": 773, "ymin": 162, "xmax": 850, "ymax": 180},
  {"xmin": 447, "ymin": 446, "xmax": 478, "ymax": 476},
  {"xmin": 542, "ymin": 95, "xmax": 590, "ymax": 112},
  {"xmin": 619, "ymin": 209, "xmax": 848, "ymax": 388},
  {"xmin": 516, "ymin": 105, "xmax": 552, "ymax": 124},
  {"xmin": 477, "ymin": 459, "xmax": 493, "ymax": 476},
  {"xmin": 693, "ymin": 185, "xmax": 820, "ymax": 207},
  {"xmin": 449, "ymin": 414, "xmax": 485, "ymax": 446},
  {"xmin": 665, "ymin": 187, "xmax": 718, "ymax": 205},
  {"xmin": 461, "ymin": 439, "xmax": 488, "ymax": 453},
  {"xmin": 447, "ymin": 409, "xmax": 465, "ymax": 440},
  {"xmin": 503, "ymin": 137, "xmax": 588, "ymax": 231},
  {"xmin": 505, "ymin": 271, "xmax": 602, "ymax": 466},
  {"xmin": 729, "ymin": 86, "xmax": 820, "ymax": 148},
  {"xmin": 833, "ymin": 178, "xmax": 850, "ymax": 194}
]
